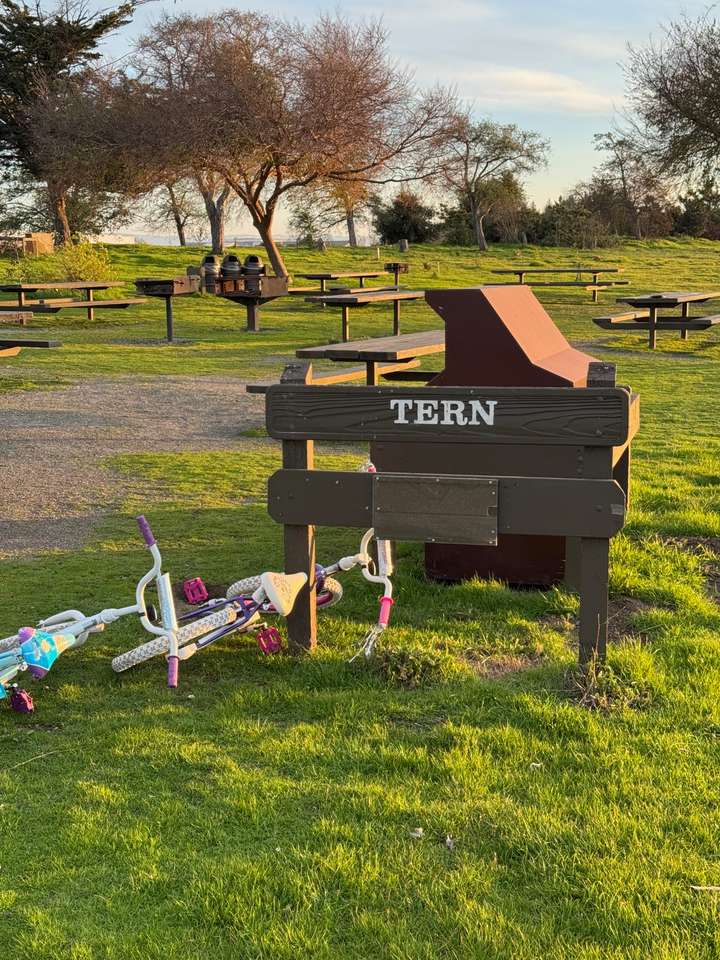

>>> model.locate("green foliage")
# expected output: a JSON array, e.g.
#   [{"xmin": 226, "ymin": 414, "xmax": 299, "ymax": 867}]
[
  {"xmin": 371, "ymin": 190, "xmax": 437, "ymax": 243},
  {"xmin": 3, "ymin": 241, "xmax": 720, "ymax": 955},
  {"xmin": 370, "ymin": 646, "xmax": 447, "ymax": 688},
  {"xmin": 2, "ymin": 242, "xmax": 116, "ymax": 283}
]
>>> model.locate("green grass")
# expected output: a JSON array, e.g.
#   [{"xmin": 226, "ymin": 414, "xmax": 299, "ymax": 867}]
[{"xmin": 2, "ymin": 240, "xmax": 720, "ymax": 958}]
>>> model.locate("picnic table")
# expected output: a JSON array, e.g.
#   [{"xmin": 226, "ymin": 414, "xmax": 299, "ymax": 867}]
[
  {"xmin": 304, "ymin": 288, "xmax": 425, "ymax": 341},
  {"xmin": 294, "ymin": 271, "xmax": 389, "ymax": 295},
  {"xmin": 603, "ymin": 291, "xmax": 720, "ymax": 349},
  {"xmin": 0, "ymin": 281, "xmax": 144, "ymax": 322},
  {"xmin": 296, "ymin": 329, "xmax": 445, "ymax": 385},
  {"xmin": 135, "ymin": 276, "xmax": 200, "ymax": 342},
  {"xmin": 492, "ymin": 266, "xmax": 628, "ymax": 302}
]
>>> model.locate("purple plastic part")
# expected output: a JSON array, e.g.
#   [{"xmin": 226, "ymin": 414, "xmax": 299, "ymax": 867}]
[
  {"xmin": 18, "ymin": 627, "xmax": 35, "ymax": 642},
  {"xmin": 257, "ymin": 627, "xmax": 282, "ymax": 655},
  {"xmin": 183, "ymin": 578, "xmax": 209, "ymax": 605},
  {"xmin": 10, "ymin": 686, "xmax": 34, "ymax": 713},
  {"xmin": 137, "ymin": 515, "xmax": 156, "ymax": 547},
  {"xmin": 167, "ymin": 655, "xmax": 179, "ymax": 688}
]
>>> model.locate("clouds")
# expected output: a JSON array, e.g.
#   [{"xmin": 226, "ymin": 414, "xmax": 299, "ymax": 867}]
[{"xmin": 458, "ymin": 66, "xmax": 621, "ymax": 114}]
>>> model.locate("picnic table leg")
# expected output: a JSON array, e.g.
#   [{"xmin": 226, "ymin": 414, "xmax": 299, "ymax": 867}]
[
  {"xmin": 681, "ymin": 302, "xmax": 689, "ymax": 340},
  {"xmin": 341, "ymin": 306, "xmax": 350, "ymax": 342},
  {"xmin": 592, "ymin": 274, "xmax": 599, "ymax": 303},
  {"xmin": 16, "ymin": 291, "xmax": 24, "ymax": 309},
  {"xmin": 518, "ymin": 272, "xmax": 525, "ymax": 284},
  {"xmin": 86, "ymin": 288, "xmax": 94, "ymax": 323},
  {"xmin": 648, "ymin": 306, "xmax": 658, "ymax": 349},
  {"xmin": 164, "ymin": 295, "xmax": 174, "ymax": 343},
  {"xmin": 319, "ymin": 278, "xmax": 326, "ymax": 307},
  {"xmin": 365, "ymin": 361, "xmax": 378, "ymax": 386},
  {"xmin": 578, "ymin": 537, "xmax": 610, "ymax": 664},
  {"xmin": 359, "ymin": 277, "xmax": 366, "ymax": 288},
  {"xmin": 393, "ymin": 299, "xmax": 400, "ymax": 336}
]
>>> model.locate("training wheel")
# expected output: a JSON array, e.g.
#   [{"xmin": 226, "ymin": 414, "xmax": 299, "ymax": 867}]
[{"xmin": 257, "ymin": 627, "xmax": 282, "ymax": 655}]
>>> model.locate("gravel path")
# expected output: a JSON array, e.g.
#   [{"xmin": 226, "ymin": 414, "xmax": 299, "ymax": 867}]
[{"xmin": 0, "ymin": 376, "xmax": 264, "ymax": 557}]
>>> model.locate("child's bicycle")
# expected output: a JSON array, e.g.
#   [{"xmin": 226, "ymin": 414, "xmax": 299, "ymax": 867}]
[
  {"xmin": 110, "ymin": 527, "xmax": 395, "ymax": 683},
  {"xmin": 0, "ymin": 516, "xmax": 172, "ymax": 712}
]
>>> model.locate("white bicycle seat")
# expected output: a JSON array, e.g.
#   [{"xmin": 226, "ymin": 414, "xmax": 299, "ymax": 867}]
[{"xmin": 260, "ymin": 572, "xmax": 308, "ymax": 616}]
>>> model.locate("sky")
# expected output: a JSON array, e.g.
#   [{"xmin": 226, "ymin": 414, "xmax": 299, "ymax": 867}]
[{"xmin": 98, "ymin": 0, "xmax": 712, "ymax": 237}]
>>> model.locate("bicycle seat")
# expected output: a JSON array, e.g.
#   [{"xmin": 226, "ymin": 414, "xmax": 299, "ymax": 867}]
[{"xmin": 261, "ymin": 572, "xmax": 307, "ymax": 617}]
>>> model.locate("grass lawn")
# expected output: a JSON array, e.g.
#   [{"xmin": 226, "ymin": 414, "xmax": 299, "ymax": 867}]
[{"xmin": 2, "ymin": 239, "xmax": 720, "ymax": 958}]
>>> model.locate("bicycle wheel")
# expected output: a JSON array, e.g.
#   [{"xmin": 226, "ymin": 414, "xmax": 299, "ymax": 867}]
[{"xmin": 111, "ymin": 606, "xmax": 243, "ymax": 673}]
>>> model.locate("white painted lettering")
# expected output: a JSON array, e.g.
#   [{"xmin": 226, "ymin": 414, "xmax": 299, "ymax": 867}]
[
  {"xmin": 390, "ymin": 398, "xmax": 414, "ymax": 424},
  {"xmin": 440, "ymin": 400, "xmax": 467, "ymax": 426},
  {"xmin": 415, "ymin": 399, "xmax": 439, "ymax": 424},
  {"xmin": 468, "ymin": 400, "xmax": 497, "ymax": 426}
]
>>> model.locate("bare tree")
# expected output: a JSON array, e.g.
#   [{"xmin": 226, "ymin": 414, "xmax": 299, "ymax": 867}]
[
  {"xmin": 625, "ymin": 13, "xmax": 720, "ymax": 178},
  {"xmin": 592, "ymin": 133, "xmax": 672, "ymax": 239},
  {"xmin": 432, "ymin": 113, "xmax": 548, "ymax": 250},
  {"xmin": 131, "ymin": 12, "xmax": 454, "ymax": 275},
  {"xmin": 144, "ymin": 180, "xmax": 204, "ymax": 245}
]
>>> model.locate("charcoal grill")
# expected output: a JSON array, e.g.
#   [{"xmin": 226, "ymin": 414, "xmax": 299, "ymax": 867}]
[{"xmin": 135, "ymin": 275, "xmax": 200, "ymax": 341}]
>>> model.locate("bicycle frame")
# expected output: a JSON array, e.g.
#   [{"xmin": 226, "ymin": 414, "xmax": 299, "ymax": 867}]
[{"xmin": 0, "ymin": 515, "xmax": 170, "ymax": 710}]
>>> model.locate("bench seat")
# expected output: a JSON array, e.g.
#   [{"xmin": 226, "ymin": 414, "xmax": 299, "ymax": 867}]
[
  {"xmin": 594, "ymin": 310, "xmax": 650, "ymax": 324},
  {"xmin": 594, "ymin": 316, "xmax": 720, "ymax": 331},
  {"xmin": 247, "ymin": 359, "xmax": 420, "ymax": 394}
]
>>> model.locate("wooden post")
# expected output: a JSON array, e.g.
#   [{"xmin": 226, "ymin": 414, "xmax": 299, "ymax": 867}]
[
  {"xmin": 648, "ymin": 305, "xmax": 658, "ymax": 349},
  {"xmin": 393, "ymin": 299, "xmax": 400, "ymax": 336},
  {"xmin": 681, "ymin": 301, "xmax": 689, "ymax": 340},
  {"xmin": 86, "ymin": 287, "xmax": 95, "ymax": 323},
  {"xmin": 247, "ymin": 301, "xmax": 259, "ymax": 332},
  {"xmin": 280, "ymin": 362, "xmax": 317, "ymax": 652},
  {"xmin": 578, "ymin": 537, "xmax": 610, "ymax": 663},
  {"xmin": 341, "ymin": 305, "xmax": 350, "ymax": 342},
  {"xmin": 164, "ymin": 296, "xmax": 174, "ymax": 343}
]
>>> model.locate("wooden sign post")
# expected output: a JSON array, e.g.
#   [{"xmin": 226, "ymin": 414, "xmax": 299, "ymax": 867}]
[{"xmin": 265, "ymin": 366, "xmax": 638, "ymax": 664}]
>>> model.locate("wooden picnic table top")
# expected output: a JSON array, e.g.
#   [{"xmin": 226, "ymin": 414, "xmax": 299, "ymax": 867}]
[
  {"xmin": 296, "ymin": 329, "xmax": 445, "ymax": 363},
  {"xmin": 305, "ymin": 289, "xmax": 425, "ymax": 307},
  {"xmin": 617, "ymin": 291, "xmax": 720, "ymax": 308},
  {"xmin": 493, "ymin": 267, "xmax": 622, "ymax": 275},
  {"xmin": 0, "ymin": 281, "xmax": 124, "ymax": 292},
  {"xmin": 296, "ymin": 271, "xmax": 388, "ymax": 281}
]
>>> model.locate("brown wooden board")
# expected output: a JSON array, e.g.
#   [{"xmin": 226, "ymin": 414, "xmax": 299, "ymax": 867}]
[
  {"xmin": 594, "ymin": 318, "xmax": 720, "ymax": 331},
  {"xmin": 268, "ymin": 470, "xmax": 626, "ymax": 539},
  {"xmin": 296, "ymin": 330, "xmax": 444, "ymax": 362},
  {"xmin": 266, "ymin": 385, "xmax": 631, "ymax": 446}
]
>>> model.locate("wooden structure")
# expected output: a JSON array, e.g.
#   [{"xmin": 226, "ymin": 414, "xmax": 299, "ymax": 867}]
[
  {"xmin": 216, "ymin": 275, "xmax": 288, "ymax": 332},
  {"xmin": 599, "ymin": 291, "xmax": 720, "ymax": 349},
  {"xmin": 135, "ymin": 276, "xmax": 200, "ymax": 342},
  {"xmin": 492, "ymin": 267, "xmax": 629, "ymax": 302},
  {"xmin": 304, "ymin": 288, "xmax": 425, "ymax": 341},
  {"xmin": 0, "ymin": 282, "xmax": 144, "ymax": 323},
  {"xmin": 295, "ymin": 330, "xmax": 444, "ymax": 386},
  {"xmin": 384, "ymin": 262, "xmax": 410, "ymax": 287},
  {"xmin": 0, "ymin": 311, "xmax": 33, "ymax": 327},
  {"xmin": 369, "ymin": 285, "xmax": 638, "ymax": 586},
  {"xmin": 0, "ymin": 337, "xmax": 62, "ymax": 356},
  {"xmin": 0, "ymin": 232, "xmax": 54, "ymax": 256},
  {"xmin": 264, "ymin": 359, "xmax": 637, "ymax": 664},
  {"xmin": 295, "ymin": 271, "xmax": 388, "ymax": 295}
]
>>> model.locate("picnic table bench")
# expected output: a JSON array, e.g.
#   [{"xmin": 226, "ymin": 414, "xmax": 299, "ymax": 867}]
[
  {"xmin": 0, "ymin": 336, "xmax": 62, "ymax": 357},
  {"xmin": 247, "ymin": 329, "xmax": 445, "ymax": 394},
  {"xmin": 492, "ymin": 267, "xmax": 628, "ymax": 302},
  {"xmin": 596, "ymin": 291, "xmax": 720, "ymax": 349},
  {"xmin": 304, "ymin": 288, "xmax": 425, "ymax": 341},
  {"xmin": 0, "ymin": 282, "xmax": 145, "ymax": 322},
  {"xmin": 294, "ymin": 271, "xmax": 389, "ymax": 295}
]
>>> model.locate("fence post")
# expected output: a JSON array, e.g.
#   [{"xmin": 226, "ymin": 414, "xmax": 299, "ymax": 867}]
[{"xmin": 279, "ymin": 362, "xmax": 317, "ymax": 652}]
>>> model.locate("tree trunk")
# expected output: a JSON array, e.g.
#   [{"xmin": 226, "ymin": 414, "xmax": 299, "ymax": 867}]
[
  {"xmin": 48, "ymin": 185, "xmax": 72, "ymax": 245},
  {"xmin": 199, "ymin": 183, "xmax": 229, "ymax": 254},
  {"xmin": 255, "ymin": 216, "xmax": 289, "ymax": 277},
  {"xmin": 167, "ymin": 184, "xmax": 187, "ymax": 246},
  {"xmin": 346, "ymin": 207, "xmax": 358, "ymax": 247},
  {"xmin": 469, "ymin": 195, "xmax": 488, "ymax": 251}
]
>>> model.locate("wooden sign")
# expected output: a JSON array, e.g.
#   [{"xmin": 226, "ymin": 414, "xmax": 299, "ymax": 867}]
[{"xmin": 266, "ymin": 385, "xmax": 630, "ymax": 446}]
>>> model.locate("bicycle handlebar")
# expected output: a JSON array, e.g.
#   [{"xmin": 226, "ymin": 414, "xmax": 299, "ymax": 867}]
[{"xmin": 137, "ymin": 515, "xmax": 156, "ymax": 548}]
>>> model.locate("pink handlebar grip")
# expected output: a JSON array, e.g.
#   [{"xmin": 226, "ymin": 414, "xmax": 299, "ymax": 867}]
[
  {"xmin": 167, "ymin": 655, "xmax": 179, "ymax": 688},
  {"xmin": 378, "ymin": 595, "xmax": 394, "ymax": 627},
  {"xmin": 137, "ymin": 515, "xmax": 156, "ymax": 547}
]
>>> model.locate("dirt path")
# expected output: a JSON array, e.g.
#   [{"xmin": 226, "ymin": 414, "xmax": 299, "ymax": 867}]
[{"xmin": 0, "ymin": 376, "xmax": 264, "ymax": 557}]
